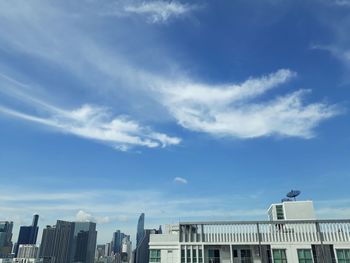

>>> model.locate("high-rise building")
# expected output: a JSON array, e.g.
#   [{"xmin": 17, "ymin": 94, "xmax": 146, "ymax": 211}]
[
  {"xmin": 105, "ymin": 242, "xmax": 112, "ymax": 257},
  {"xmin": 39, "ymin": 225, "xmax": 55, "ymax": 262},
  {"xmin": 38, "ymin": 220, "xmax": 97, "ymax": 263},
  {"xmin": 112, "ymin": 230, "xmax": 126, "ymax": 255},
  {"xmin": 51, "ymin": 220, "xmax": 74, "ymax": 263},
  {"xmin": 135, "ymin": 228, "xmax": 162, "ymax": 263},
  {"xmin": 14, "ymin": 215, "xmax": 39, "ymax": 257},
  {"xmin": 95, "ymin": 244, "xmax": 106, "ymax": 260},
  {"xmin": 136, "ymin": 213, "xmax": 144, "ymax": 247},
  {"xmin": 72, "ymin": 222, "xmax": 97, "ymax": 263},
  {"xmin": 0, "ymin": 221, "xmax": 13, "ymax": 258},
  {"xmin": 121, "ymin": 236, "xmax": 132, "ymax": 263}
]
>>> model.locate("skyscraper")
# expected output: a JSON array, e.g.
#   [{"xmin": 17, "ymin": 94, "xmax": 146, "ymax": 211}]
[
  {"xmin": 135, "ymin": 228, "xmax": 162, "ymax": 263},
  {"xmin": 136, "ymin": 213, "xmax": 144, "ymax": 247},
  {"xmin": 14, "ymin": 214, "xmax": 39, "ymax": 257},
  {"xmin": 0, "ymin": 221, "xmax": 13, "ymax": 258},
  {"xmin": 121, "ymin": 236, "xmax": 132, "ymax": 263},
  {"xmin": 112, "ymin": 230, "xmax": 126, "ymax": 255},
  {"xmin": 134, "ymin": 213, "xmax": 162, "ymax": 263},
  {"xmin": 39, "ymin": 225, "xmax": 55, "ymax": 262},
  {"xmin": 51, "ymin": 220, "xmax": 75, "ymax": 263},
  {"xmin": 72, "ymin": 222, "xmax": 97, "ymax": 263},
  {"xmin": 39, "ymin": 220, "xmax": 96, "ymax": 263}
]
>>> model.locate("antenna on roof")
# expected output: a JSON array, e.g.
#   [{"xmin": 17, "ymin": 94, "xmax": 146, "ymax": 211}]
[
  {"xmin": 286, "ymin": 190, "xmax": 301, "ymax": 201},
  {"xmin": 281, "ymin": 198, "xmax": 292, "ymax": 202}
]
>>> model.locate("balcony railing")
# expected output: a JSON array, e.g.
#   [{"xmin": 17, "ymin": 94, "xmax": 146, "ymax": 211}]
[{"xmin": 179, "ymin": 219, "xmax": 350, "ymax": 244}]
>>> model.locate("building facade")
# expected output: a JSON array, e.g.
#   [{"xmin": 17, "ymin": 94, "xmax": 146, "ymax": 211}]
[
  {"xmin": 136, "ymin": 228, "xmax": 162, "ymax": 263},
  {"xmin": 121, "ymin": 236, "xmax": 132, "ymax": 263},
  {"xmin": 0, "ymin": 221, "xmax": 13, "ymax": 258},
  {"xmin": 38, "ymin": 220, "xmax": 96, "ymax": 263},
  {"xmin": 16, "ymin": 244, "xmax": 38, "ymax": 259},
  {"xmin": 149, "ymin": 201, "xmax": 350, "ymax": 263},
  {"xmin": 14, "ymin": 215, "xmax": 39, "ymax": 257}
]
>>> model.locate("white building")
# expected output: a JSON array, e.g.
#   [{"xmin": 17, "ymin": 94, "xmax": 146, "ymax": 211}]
[
  {"xmin": 149, "ymin": 200, "xmax": 350, "ymax": 263},
  {"xmin": 16, "ymin": 245, "xmax": 38, "ymax": 259},
  {"xmin": 268, "ymin": 200, "xmax": 315, "ymax": 221},
  {"xmin": 121, "ymin": 236, "xmax": 132, "ymax": 263}
]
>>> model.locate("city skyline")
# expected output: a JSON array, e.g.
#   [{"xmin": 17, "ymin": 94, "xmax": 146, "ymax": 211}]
[{"xmin": 1, "ymin": 0, "xmax": 350, "ymax": 246}]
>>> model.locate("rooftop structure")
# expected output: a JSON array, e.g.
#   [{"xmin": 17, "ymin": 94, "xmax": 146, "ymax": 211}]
[{"xmin": 149, "ymin": 200, "xmax": 350, "ymax": 263}]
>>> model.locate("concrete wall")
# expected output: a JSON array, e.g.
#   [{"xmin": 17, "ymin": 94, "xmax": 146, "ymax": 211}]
[{"xmin": 284, "ymin": 201, "xmax": 316, "ymax": 220}]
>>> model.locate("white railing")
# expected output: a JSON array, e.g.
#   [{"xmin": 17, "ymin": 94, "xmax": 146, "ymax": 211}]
[{"xmin": 179, "ymin": 220, "xmax": 350, "ymax": 244}]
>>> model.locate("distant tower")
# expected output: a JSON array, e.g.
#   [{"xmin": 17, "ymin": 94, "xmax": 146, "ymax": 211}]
[
  {"xmin": 14, "ymin": 214, "xmax": 39, "ymax": 257},
  {"xmin": 39, "ymin": 220, "xmax": 96, "ymax": 263},
  {"xmin": 0, "ymin": 221, "xmax": 13, "ymax": 258},
  {"xmin": 136, "ymin": 213, "xmax": 145, "ymax": 247},
  {"xmin": 112, "ymin": 230, "xmax": 126, "ymax": 255}
]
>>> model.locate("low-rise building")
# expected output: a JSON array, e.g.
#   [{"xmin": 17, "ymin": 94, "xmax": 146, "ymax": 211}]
[{"xmin": 149, "ymin": 200, "xmax": 350, "ymax": 263}]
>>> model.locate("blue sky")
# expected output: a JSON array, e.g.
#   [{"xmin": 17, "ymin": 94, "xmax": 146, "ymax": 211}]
[{"xmin": 1, "ymin": 0, "xmax": 350, "ymax": 244}]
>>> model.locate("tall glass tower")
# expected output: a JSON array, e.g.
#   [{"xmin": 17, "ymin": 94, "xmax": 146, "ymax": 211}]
[
  {"xmin": 14, "ymin": 214, "xmax": 39, "ymax": 257},
  {"xmin": 136, "ymin": 213, "xmax": 145, "ymax": 247}
]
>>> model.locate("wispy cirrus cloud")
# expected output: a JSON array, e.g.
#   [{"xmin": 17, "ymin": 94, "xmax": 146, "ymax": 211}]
[
  {"xmin": 124, "ymin": 1, "xmax": 198, "ymax": 23},
  {"xmin": 333, "ymin": 0, "xmax": 350, "ymax": 6},
  {"xmin": 0, "ymin": 0, "xmax": 340, "ymax": 148},
  {"xmin": 0, "ymin": 75, "xmax": 180, "ymax": 151},
  {"xmin": 312, "ymin": 44, "xmax": 350, "ymax": 66},
  {"xmin": 156, "ymin": 69, "xmax": 339, "ymax": 139}
]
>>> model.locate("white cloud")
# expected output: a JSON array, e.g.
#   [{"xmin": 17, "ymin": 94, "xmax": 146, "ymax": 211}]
[
  {"xmin": 76, "ymin": 210, "xmax": 95, "ymax": 222},
  {"xmin": 334, "ymin": 0, "xmax": 350, "ymax": 6},
  {"xmin": 0, "ymin": 1, "xmax": 340, "ymax": 146},
  {"xmin": 312, "ymin": 45, "xmax": 350, "ymax": 67},
  {"xmin": 174, "ymin": 176, "xmax": 188, "ymax": 184},
  {"xmin": 124, "ymin": 1, "xmax": 197, "ymax": 23},
  {"xmin": 0, "ymin": 77, "xmax": 181, "ymax": 151},
  {"xmin": 156, "ymin": 69, "xmax": 339, "ymax": 139},
  {"xmin": 76, "ymin": 210, "xmax": 115, "ymax": 224}
]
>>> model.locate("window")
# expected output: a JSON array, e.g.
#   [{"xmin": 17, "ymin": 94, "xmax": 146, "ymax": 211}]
[
  {"xmin": 199, "ymin": 249, "xmax": 203, "ymax": 263},
  {"xmin": 193, "ymin": 249, "xmax": 197, "ymax": 263},
  {"xmin": 149, "ymin": 249, "xmax": 161, "ymax": 263},
  {"xmin": 298, "ymin": 249, "xmax": 313, "ymax": 263},
  {"xmin": 208, "ymin": 249, "xmax": 220, "ymax": 263},
  {"xmin": 276, "ymin": 205, "xmax": 284, "ymax": 220},
  {"xmin": 273, "ymin": 249, "xmax": 287, "ymax": 263},
  {"xmin": 187, "ymin": 249, "xmax": 191, "ymax": 263},
  {"xmin": 241, "ymin": 249, "xmax": 252, "ymax": 263},
  {"xmin": 181, "ymin": 249, "xmax": 185, "ymax": 263},
  {"xmin": 337, "ymin": 249, "xmax": 350, "ymax": 263}
]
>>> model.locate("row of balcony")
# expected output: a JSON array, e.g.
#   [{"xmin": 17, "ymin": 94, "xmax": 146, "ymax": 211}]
[{"xmin": 179, "ymin": 219, "xmax": 350, "ymax": 244}]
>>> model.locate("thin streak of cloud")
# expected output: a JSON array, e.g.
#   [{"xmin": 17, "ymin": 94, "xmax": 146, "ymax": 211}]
[
  {"xmin": 333, "ymin": 0, "xmax": 350, "ymax": 6},
  {"xmin": 173, "ymin": 176, "xmax": 188, "ymax": 184},
  {"xmin": 0, "ymin": 78, "xmax": 181, "ymax": 151},
  {"xmin": 124, "ymin": 1, "xmax": 198, "ymax": 23},
  {"xmin": 0, "ymin": 1, "xmax": 340, "ymax": 145}
]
